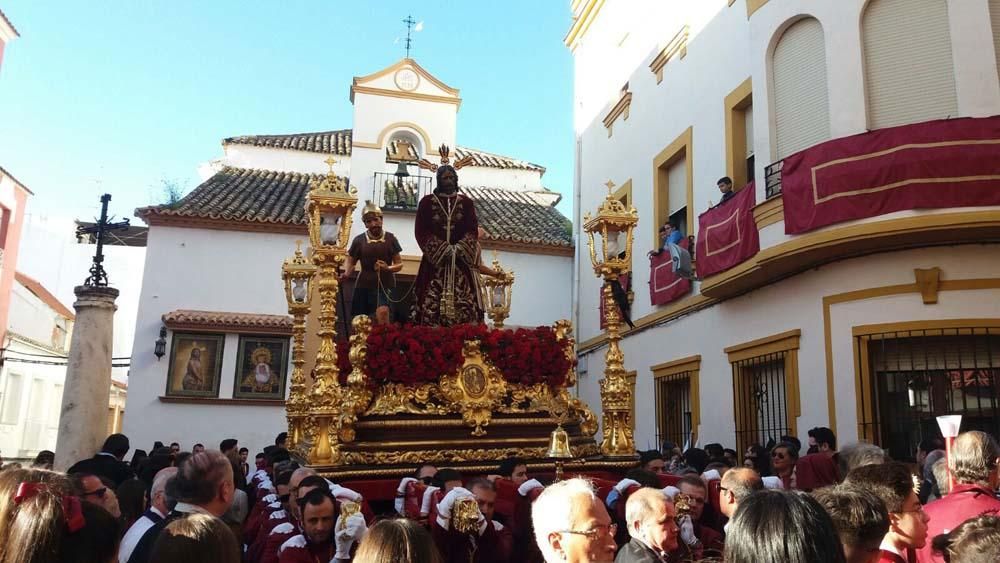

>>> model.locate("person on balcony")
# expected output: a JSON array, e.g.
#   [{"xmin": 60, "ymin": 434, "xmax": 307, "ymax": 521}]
[
  {"xmin": 341, "ymin": 200, "xmax": 403, "ymax": 322},
  {"xmin": 715, "ymin": 177, "xmax": 735, "ymax": 207}
]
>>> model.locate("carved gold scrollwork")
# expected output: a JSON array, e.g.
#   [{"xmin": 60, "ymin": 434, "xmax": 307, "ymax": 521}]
[
  {"xmin": 438, "ymin": 340, "xmax": 507, "ymax": 436},
  {"xmin": 340, "ymin": 442, "xmax": 601, "ymax": 465},
  {"xmin": 340, "ymin": 316, "xmax": 374, "ymax": 444}
]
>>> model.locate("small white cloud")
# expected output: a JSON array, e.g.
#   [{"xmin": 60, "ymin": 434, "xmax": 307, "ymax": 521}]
[{"xmin": 414, "ymin": 21, "xmax": 424, "ymax": 32}]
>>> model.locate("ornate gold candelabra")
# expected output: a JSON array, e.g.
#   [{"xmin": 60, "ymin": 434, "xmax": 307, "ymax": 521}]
[
  {"xmin": 479, "ymin": 251, "xmax": 515, "ymax": 328},
  {"xmin": 583, "ymin": 180, "xmax": 638, "ymax": 458},
  {"xmin": 281, "ymin": 241, "xmax": 317, "ymax": 454},
  {"xmin": 304, "ymin": 157, "xmax": 358, "ymax": 465}
]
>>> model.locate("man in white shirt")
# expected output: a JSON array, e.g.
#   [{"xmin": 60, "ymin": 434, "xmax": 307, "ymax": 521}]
[{"xmin": 119, "ymin": 467, "xmax": 177, "ymax": 563}]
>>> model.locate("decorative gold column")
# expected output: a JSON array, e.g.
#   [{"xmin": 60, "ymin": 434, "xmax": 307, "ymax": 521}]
[
  {"xmin": 281, "ymin": 242, "xmax": 317, "ymax": 454},
  {"xmin": 304, "ymin": 157, "xmax": 358, "ymax": 465},
  {"xmin": 340, "ymin": 315, "xmax": 373, "ymax": 443},
  {"xmin": 583, "ymin": 180, "xmax": 639, "ymax": 458}
]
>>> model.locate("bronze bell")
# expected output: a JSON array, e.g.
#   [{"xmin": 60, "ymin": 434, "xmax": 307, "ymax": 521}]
[
  {"xmin": 394, "ymin": 161, "xmax": 411, "ymax": 179},
  {"xmin": 547, "ymin": 424, "xmax": 573, "ymax": 459}
]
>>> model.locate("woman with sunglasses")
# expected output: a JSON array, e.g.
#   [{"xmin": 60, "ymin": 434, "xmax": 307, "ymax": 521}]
[{"xmin": 770, "ymin": 442, "xmax": 800, "ymax": 489}]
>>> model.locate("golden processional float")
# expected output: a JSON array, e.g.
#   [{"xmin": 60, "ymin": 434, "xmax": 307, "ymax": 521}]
[{"xmin": 280, "ymin": 159, "xmax": 640, "ymax": 479}]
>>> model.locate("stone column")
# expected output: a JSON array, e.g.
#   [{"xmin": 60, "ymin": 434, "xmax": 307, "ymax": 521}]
[{"xmin": 54, "ymin": 286, "xmax": 119, "ymax": 472}]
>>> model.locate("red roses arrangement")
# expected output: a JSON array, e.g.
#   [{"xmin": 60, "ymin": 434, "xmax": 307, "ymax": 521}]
[{"xmin": 332, "ymin": 324, "xmax": 571, "ymax": 387}]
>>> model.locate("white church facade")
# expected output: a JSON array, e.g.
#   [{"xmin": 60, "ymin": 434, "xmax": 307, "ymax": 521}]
[
  {"xmin": 570, "ymin": 0, "xmax": 1000, "ymax": 461},
  {"xmin": 124, "ymin": 59, "xmax": 575, "ymax": 456}
]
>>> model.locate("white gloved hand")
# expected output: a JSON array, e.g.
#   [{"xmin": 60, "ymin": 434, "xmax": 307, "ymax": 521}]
[
  {"xmin": 662, "ymin": 485, "xmax": 680, "ymax": 500},
  {"xmin": 518, "ymin": 479, "xmax": 544, "ymax": 497},
  {"xmin": 262, "ymin": 493, "xmax": 278, "ymax": 504},
  {"xmin": 436, "ymin": 487, "xmax": 475, "ymax": 525},
  {"xmin": 701, "ymin": 469, "xmax": 721, "ymax": 482},
  {"xmin": 394, "ymin": 477, "xmax": 418, "ymax": 515},
  {"xmin": 329, "ymin": 483, "xmax": 363, "ymax": 502},
  {"xmin": 614, "ymin": 478, "xmax": 641, "ymax": 494},
  {"xmin": 678, "ymin": 515, "xmax": 698, "ymax": 546},
  {"xmin": 333, "ymin": 513, "xmax": 367, "ymax": 559},
  {"xmin": 420, "ymin": 486, "xmax": 440, "ymax": 516},
  {"xmin": 762, "ymin": 476, "xmax": 782, "ymax": 489}
]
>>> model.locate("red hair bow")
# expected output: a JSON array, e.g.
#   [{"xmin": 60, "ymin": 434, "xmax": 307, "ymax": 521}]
[{"xmin": 13, "ymin": 481, "xmax": 86, "ymax": 533}]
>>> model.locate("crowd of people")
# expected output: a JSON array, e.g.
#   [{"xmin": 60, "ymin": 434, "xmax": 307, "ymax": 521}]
[{"xmin": 3, "ymin": 427, "xmax": 1000, "ymax": 562}]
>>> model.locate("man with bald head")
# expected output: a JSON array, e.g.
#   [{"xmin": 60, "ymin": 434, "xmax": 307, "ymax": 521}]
[
  {"xmin": 719, "ymin": 468, "xmax": 763, "ymax": 521},
  {"xmin": 616, "ymin": 488, "xmax": 679, "ymax": 562},
  {"xmin": 533, "ymin": 477, "xmax": 618, "ymax": 563},
  {"xmin": 118, "ymin": 467, "xmax": 177, "ymax": 563}
]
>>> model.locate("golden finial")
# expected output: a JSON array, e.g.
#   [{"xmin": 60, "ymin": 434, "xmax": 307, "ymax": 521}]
[
  {"xmin": 604, "ymin": 180, "xmax": 616, "ymax": 195},
  {"xmin": 324, "ymin": 156, "xmax": 337, "ymax": 173},
  {"xmin": 295, "ymin": 239, "xmax": 302, "ymax": 253}
]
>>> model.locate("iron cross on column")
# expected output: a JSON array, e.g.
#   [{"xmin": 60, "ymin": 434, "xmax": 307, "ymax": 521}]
[{"xmin": 77, "ymin": 193, "xmax": 130, "ymax": 287}]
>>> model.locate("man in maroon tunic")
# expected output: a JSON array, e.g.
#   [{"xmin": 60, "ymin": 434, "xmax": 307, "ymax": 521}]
[
  {"xmin": 413, "ymin": 163, "xmax": 484, "ymax": 326},
  {"xmin": 917, "ymin": 431, "xmax": 1000, "ymax": 563},
  {"xmin": 432, "ymin": 479, "xmax": 513, "ymax": 563},
  {"xmin": 278, "ymin": 488, "xmax": 365, "ymax": 563}
]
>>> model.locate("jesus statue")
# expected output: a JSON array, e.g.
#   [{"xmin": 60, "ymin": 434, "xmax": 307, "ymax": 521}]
[{"xmin": 413, "ymin": 152, "xmax": 484, "ymax": 326}]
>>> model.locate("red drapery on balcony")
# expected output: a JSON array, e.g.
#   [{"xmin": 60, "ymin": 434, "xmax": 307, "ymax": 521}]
[
  {"xmin": 649, "ymin": 238, "xmax": 691, "ymax": 306},
  {"xmin": 696, "ymin": 183, "xmax": 759, "ymax": 278},
  {"xmin": 781, "ymin": 116, "xmax": 1000, "ymax": 234}
]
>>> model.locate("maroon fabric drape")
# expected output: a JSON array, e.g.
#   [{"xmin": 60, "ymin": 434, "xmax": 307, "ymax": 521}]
[
  {"xmin": 649, "ymin": 238, "xmax": 691, "ymax": 306},
  {"xmin": 782, "ymin": 116, "xmax": 1000, "ymax": 234},
  {"xmin": 696, "ymin": 183, "xmax": 759, "ymax": 278}
]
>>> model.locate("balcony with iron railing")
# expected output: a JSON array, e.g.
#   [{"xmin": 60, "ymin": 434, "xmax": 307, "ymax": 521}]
[
  {"xmin": 372, "ymin": 172, "xmax": 434, "ymax": 213},
  {"xmin": 699, "ymin": 115, "xmax": 1000, "ymax": 300}
]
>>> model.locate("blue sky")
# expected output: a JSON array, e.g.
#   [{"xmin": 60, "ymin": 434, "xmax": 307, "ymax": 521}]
[{"xmin": 0, "ymin": 1, "xmax": 575, "ymax": 221}]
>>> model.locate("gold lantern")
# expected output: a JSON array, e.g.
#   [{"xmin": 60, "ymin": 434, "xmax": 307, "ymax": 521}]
[
  {"xmin": 583, "ymin": 180, "xmax": 638, "ymax": 458},
  {"xmin": 479, "ymin": 251, "xmax": 515, "ymax": 328},
  {"xmin": 305, "ymin": 156, "xmax": 358, "ymax": 465},
  {"xmin": 281, "ymin": 241, "xmax": 317, "ymax": 453}
]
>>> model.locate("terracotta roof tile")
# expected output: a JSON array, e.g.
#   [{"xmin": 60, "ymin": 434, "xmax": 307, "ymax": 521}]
[
  {"xmin": 138, "ymin": 167, "xmax": 573, "ymax": 249},
  {"xmin": 136, "ymin": 167, "xmax": 319, "ymax": 226},
  {"xmin": 162, "ymin": 310, "xmax": 293, "ymax": 335},
  {"xmin": 223, "ymin": 129, "xmax": 544, "ymax": 173},
  {"xmin": 15, "ymin": 271, "xmax": 74, "ymax": 320}
]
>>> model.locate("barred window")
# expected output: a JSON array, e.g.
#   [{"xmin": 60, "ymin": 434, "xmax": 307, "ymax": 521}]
[
  {"xmin": 856, "ymin": 327, "xmax": 1000, "ymax": 461},
  {"xmin": 653, "ymin": 356, "xmax": 701, "ymax": 450}
]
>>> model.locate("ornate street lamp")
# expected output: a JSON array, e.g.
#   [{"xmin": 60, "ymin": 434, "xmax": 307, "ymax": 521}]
[
  {"xmin": 304, "ymin": 156, "xmax": 358, "ymax": 465},
  {"xmin": 281, "ymin": 240, "xmax": 317, "ymax": 453},
  {"xmin": 153, "ymin": 326, "xmax": 167, "ymax": 361},
  {"xmin": 583, "ymin": 180, "xmax": 638, "ymax": 458},
  {"xmin": 479, "ymin": 252, "xmax": 515, "ymax": 329}
]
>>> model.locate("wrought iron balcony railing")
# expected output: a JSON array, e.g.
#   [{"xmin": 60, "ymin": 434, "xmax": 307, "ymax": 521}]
[
  {"xmin": 765, "ymin": 159, "xmax": 783, "ymax": 199},
  {"xmin": 372, "ymin": 172, "xmax": 434, "ymax": 212}
]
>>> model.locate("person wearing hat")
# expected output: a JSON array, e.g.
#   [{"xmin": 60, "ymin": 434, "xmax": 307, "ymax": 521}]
[{"xmin": 341, "ymin": 200, "xmax": 403, "ymax": 321}]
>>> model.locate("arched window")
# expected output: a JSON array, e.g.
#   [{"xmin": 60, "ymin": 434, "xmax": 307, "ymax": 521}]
[
  {"xmin": 862, "ymin": 0, "xmax": 957, "ymax": 130},
  {"xmin": 771, "ymin": 17, "xmax": 830, "ymax": 159}
]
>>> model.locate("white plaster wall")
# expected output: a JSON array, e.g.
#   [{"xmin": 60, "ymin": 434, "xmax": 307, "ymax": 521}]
[
  {"xmin": 8, "ymin": 283, "xmax": 65, "ymax": 345},
  {"xmin": 360, "ymin": 63, "xmax": 458, "ymax": 99},
  {"xmin": 0, "ymin": 173, "xmax": 21, "ymax": 219},
  {"xmin": 455, "ymin": 166, "xmax": 545, "ymax": 192},
  {"xmin": 123, "ymin": 226, "xmax": 300, "ymax": 457},
  {"xmin": 17, "ymin": 214, "xmax": 144, "ymax": 383},
  {"xmin": 572, "ymin": 0, "xmax": 1000, "ymax": 342},
  {"xmin": 0, "ymin": 343, "xmax": 66, "ymax": 460},
  {"xmin": 351, "ymin": 93, "xmax": 457, "ymax": 151},
  {"xmin": 220, "ymin": 146, "xmax": 352, "ymax": 177},
  {"xmin": 575, "ymin": 244, "xmax": 1000, "ymax": 451},
  {"xmin": 489, "ymin": 250, "xmax": 573, "ymax": 327}
]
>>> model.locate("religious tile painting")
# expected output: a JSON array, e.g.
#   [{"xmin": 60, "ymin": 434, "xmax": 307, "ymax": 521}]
[
  {"xmin": 165, "ymin": 333, "xmax": 224, "ymax": 398},
  {"xmin": 233, "ymin": 336, "xmax": 289, "ymax": 400}
]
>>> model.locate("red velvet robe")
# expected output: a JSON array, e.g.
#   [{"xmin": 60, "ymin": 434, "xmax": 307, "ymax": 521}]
[
  {"xmin": 917, "ymin": 484, "xmax": 1000, "ymax": 563},
  {"xmin": 431, "ymin": 517, "xmax": 513, "ymax": 563},
  {"xmin": 413, "ymin": 191, "xmax": 483, "ymax": 326}
]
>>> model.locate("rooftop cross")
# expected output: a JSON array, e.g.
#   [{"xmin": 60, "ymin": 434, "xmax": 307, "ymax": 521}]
[
  {"xmin": 604, "ymin": 180, "xmax": 616, "ymax": 195},
  {"xmin": 403, "ymin": 15, "xmax": 416, "ymax": 58},
  {"xmin": 324, "ymin": 156, "xmax": 337, "ymax": 174},
  {"xmin": 76, "ymin": 194, "xmax": 130, "ymax": 287}
]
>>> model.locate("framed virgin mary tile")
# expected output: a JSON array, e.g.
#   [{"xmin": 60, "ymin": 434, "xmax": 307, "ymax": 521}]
[
  {"xmin": 165, "ymin": 333, "xmax": 224, "ymax": 397},
  {"xmin": 233, "ymin": 335, "xmax": 289, "ymax": 400}
]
